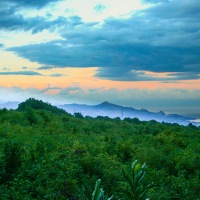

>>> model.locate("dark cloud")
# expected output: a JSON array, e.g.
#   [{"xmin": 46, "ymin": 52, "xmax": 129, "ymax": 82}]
[
  {"xmin": 38, "ymin": 66, "xmax": 54, "ymax": 70},
  {"xmin": 67, "ymin": 16, "xmax": 83, "ymax": 27},
  {"xmin": 9, "ymin": 39, "xmax": 200, "ymax": 81},
  {"xmin": 96, "ymin": 69, "xmax": 200, "ymax": 82},
  {"xmin": 0, "ymin": 8, "xmax": 68, "ymax": 33},
  {"xmin": 0, "ymin": 0, "xmax": 63, "ymax": 31},
  {"xmin": 166, "ymin": 72, "xmax": 200, "ymax": 81},
  {"xmin": 50, "ymin": 73, "xmax": 65, "ymax": 77},
  {"xmin": 1, "ymin": 0, "xmax": 62, "ymax": 9},
  {"xmin": 142, "ymin": 0, "xmax": 200, "ymax": 20},
  {"xmin": 0, "ymin": 12, "xmax": 82, "ymax": 33},
  {"xmin": 0, "ymin": 7, "xmax": 25, "ymax": 30},
  {"xmin": 6, "ymin": 0, "xmax": 200, "ymax": 81},
  {"xmin": 0, "ymin": 71, "xmax": 43, "ymax": 76},
  {"xmin": 0, "ymin": 0, "xmax": 81, "ymax": 33}
]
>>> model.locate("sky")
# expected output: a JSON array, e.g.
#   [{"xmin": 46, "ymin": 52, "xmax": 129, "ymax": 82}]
[{"xmin": 0, "ymin": 0, "xmax": 200, "ymax": 118}]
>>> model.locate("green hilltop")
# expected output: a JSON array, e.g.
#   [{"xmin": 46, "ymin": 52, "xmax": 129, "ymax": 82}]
[
  {"xmin": 17, "ymin": 98, "xmax": 67, "ymax": 114},
  {"xmin": 0, "ymin": 98, "xmax": 199, "ymax": 199}
]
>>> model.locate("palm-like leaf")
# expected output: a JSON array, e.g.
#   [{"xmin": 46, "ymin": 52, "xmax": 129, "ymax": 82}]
[{"xmin": 122, "ymin": 160, "xmax": 152, "ymax": 200}]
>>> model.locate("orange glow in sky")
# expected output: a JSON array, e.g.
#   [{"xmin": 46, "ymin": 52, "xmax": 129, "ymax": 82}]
[{"xmin": 0, "ymin": 67, "xmax": 199, "ymax": 91}]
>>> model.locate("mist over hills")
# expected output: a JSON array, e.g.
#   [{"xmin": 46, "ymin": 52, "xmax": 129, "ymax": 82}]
[
  {"xmin": 0, "ymin": 100, "xmax": 199, "ymax": 126},
  {"xmin": 0, "ymin": 101, "xmax": 20, "ymax": 110},
  {"xmin": 58, "ymin": 101, "xmax": 199, "ymax": 126}
]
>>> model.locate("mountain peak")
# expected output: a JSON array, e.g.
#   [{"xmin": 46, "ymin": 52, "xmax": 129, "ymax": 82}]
[
  {"xmin": 158, "ymin": 111, "xmax": 165, "ymax": 115},
  {"xmin": 96, "ymin": 101, "xmax": 125, "ymax": 110},
  {"xmin": 101, "ymin": 101, "xmax": 110, "ymax": 105},
  {"xmin": 98, "ymin": 101, "xmax": 120, "ymax": 107}
]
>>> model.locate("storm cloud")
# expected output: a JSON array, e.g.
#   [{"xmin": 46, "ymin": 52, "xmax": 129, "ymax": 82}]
[
  {"xmin": 0, "ymin": 0, "xmax": 81, "ymax": 33},
  {"xmin": 5, "ymin": 0, "xmax": 200, "ymax": 81}
]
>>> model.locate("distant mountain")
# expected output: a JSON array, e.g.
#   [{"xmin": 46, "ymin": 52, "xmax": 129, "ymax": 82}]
[
  {"xmin": 0, "ymin": 101, "xmax": 20, "ymax": 109},
  {"xmin": 58, "ymin": 101, "xmax": 200, "ymax": 126},
  {"xmin": 0, "ymin": 100, "xmax": 199, "ymax": 126}
]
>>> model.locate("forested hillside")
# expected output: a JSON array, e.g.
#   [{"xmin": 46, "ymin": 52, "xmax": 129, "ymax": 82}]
[{"xmin": 0, "ymin": 98, "xmax": 199, "ymax": 199}]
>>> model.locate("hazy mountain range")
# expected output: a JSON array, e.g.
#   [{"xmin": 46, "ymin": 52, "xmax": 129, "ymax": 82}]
[
  {"xmin": 57, "ymin": 101, "xmax": 199, "ymax": 126},
  {"xmin": 0, "ymin": 101, "xmax": 199, "ymax": 126},
  {"xmin": 0, "ymin": 101, "xmax": 20, "ymax": 110}
]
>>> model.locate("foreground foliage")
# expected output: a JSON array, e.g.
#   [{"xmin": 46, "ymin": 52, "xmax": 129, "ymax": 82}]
[
  {"xmin": 91, "ymin": 179, "xmax": 113, "ymax": 200},
  {"xmin": 122, "ymin": 160, "xmax": 151, "ymax": 200},
  {"xmin": 0, "ymin": 98, "xmax": 199, "ymax": 199}
]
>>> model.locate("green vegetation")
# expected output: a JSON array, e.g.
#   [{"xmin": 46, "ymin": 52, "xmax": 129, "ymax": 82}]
[
  {"xmin": 91, "ymin": 179, "xmax": 113, "ymax": 200},
  {"xmin": 0, "ymin": 98, "xmax": 199, "ymax": 199},
  {"xmin": 122, "ymin": 160, "xmax": 151, "ymax": 200}
]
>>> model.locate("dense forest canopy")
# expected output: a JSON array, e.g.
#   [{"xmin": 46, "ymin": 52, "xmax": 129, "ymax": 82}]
[{"xmin": 0, "ymin": 98, "xmax": 199, "ymax": 199}]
